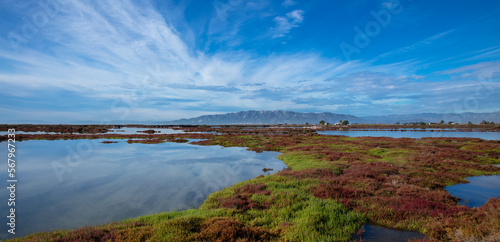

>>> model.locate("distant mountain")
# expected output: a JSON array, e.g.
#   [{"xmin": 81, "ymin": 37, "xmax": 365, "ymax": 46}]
[
  {"xmin": 5, "ymin": 111, "xmax": 498, "ymax": 125},
  {"xmin": 362, "ymin": 112, "xmax": 500, "ymax": 124},
  {"xmin": 166, "ymin": 110, "xmax": 365, "ymax": 125},
  {"xmin": 166, "ymin": 110, "xmax": 500, "ymax": 125}
]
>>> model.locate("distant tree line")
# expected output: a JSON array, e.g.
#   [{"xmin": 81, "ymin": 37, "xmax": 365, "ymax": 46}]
[
  {"xmin": 400, "ymin": 120, "xmax": 497, "ymax": 125},
  {"xmin": 480, "ymin": 120, "xmax": 495, "ymax": 125},
  {"xmin": 317, "ymin": 120, "xmax": 349, "ymax": 125},
  {"xmin": 309, "ymin": 120, "xmax": 497, "ymax": 126}
]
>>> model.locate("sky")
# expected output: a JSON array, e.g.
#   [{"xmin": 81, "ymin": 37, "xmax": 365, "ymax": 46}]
[{"xmin": 0, "ymin": 0, "xmax": 499, "ymax": 123}]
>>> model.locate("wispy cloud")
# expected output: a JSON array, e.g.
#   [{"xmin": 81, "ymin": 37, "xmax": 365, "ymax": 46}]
[
  {"xmin": 207, "ymin": 0, "xmax": 272, "ymax": 47},
  {"xmin": 376, "ymin": 30, "xmax": 455, "ymax": 61},
  {"xmin": 439, "ymin": 61, "xmax": 500, "ymax": 79},
  {"xmin": 459, "ymin": 46, "xmax": 500, "ymax": 62},
  {"xmin": 271, "ymin": 10, "xmax": 304, "ymax": 38}
]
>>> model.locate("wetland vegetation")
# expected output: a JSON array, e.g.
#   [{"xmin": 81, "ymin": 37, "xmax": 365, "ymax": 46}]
[{"xmin": 2, "ymin": 125, "xmax": 499, "ymax": 241}]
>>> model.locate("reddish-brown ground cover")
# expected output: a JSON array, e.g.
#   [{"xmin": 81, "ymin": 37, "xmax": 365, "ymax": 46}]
[{"xmin": 4, "ymin": 126, "xmax": 499, "ymax": 241}]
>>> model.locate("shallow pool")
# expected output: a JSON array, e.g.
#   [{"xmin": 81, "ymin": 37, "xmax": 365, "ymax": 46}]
[
  {"xmin": 446, "ymin": 175, "xmax": 500, "ymax": 208},
  {"xmin": 318, "ymin": 130, "xmax": 499, "ymax": 140},
  {"xmin": 0, "ymin": 139, "xmax": 286, "ymax": 238}
]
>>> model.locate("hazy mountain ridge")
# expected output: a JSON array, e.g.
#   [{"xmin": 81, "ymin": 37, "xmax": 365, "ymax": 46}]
[
  {"xmin": 7, "ymin": 111, "xmax": 499, "ymax": 125},
  {"xmin": 166, "ymin": 111, "xmax": 500, "ymax": 125},
  {"xmin": 167, "ymin": 110, "xmax": 365, "ymax": 125}
]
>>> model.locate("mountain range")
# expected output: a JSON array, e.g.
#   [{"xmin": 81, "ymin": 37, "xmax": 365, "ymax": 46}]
[{"xmin": 166, "ymin": 110, "xmax": 500, "ymax": 125}]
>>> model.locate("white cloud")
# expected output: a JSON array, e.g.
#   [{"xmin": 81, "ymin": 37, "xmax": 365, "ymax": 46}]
[
  {"xmin": 439, "ymin": 62, "xmax": 500, "ymax": 79},
  {"xmin": 372, "ymin": 98, "xmax": 411, "ymax": 105},
  {"xmin": 287, "ymin": 9, "xmax": 304, "ymax": 22},
  {"xmin": 271, "ymin": 9, "xmax": 305, "ymax": 38}
]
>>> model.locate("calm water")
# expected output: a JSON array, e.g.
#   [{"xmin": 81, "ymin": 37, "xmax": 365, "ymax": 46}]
[
  {"xmin": 318, "ymin": 130, "xmax": 499, "ymax": 140},
  {"xmin": 0, "ymin": 139, "xmax": 286, "ymax": 238},
  {"xmin": 0, "ymin": 128, "xmax": 185, "ymax": 136},
  {"xmin": 0, "ymin": 131, "xmax": 60, "ymax": 135},
  {"xmin": 107, "ymin": 127, "xmax": 186, "ymax": 134},
  {"xmin": 446, "ymin": 175, "xmax": 500, "ymax": 208},
  {"xmin": 356, "ymin": 224, "xmax": 425, "ymax": 241}
]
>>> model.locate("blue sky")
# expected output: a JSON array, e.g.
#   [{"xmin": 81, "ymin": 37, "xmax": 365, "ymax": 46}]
[{"xmin": 0, "ymin": 0, "xmax": 499, "ymax": 123}]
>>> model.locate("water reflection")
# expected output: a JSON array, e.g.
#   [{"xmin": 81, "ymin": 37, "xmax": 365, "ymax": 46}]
[
  {"xmin": 318, "ymin": 130, "xmax": 499, "ymax": 140},
  {"xmin": 0, "ymin": 131, "xmax": 60, "ymax": 135},
  {"xmin": 0, "ymin": 140, "xmax": 286, "ymax": 238},
  {"xmin": 107, "ymin": 127, "xmax": 185, "ymax": 134},
  {"xmin": 0, "ymin": 128, "xmax": 185, "ymax": 136},
  {"xmin": 356, "ymin": 224, "xmax": 425, "ymax": 242},
  {"xmin": 446, "ymin": 175, "xmax": 500, "ymax": 208}
]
